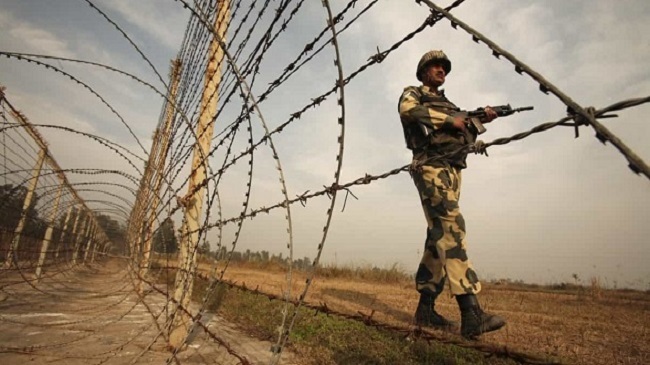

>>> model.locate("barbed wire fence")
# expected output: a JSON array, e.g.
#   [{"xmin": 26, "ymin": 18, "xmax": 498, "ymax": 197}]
[
  {"xmin": 0, "ymin": 0, "xmax": 647, "ymax": 364},
  {"xmin": 0, "ymin": 89, "xmax": 112, "ymax": 273}
]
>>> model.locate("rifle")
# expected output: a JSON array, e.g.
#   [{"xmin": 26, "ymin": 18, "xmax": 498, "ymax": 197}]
[
  {"xmin": 413, "ymin": 104, "xmax": 534, "ymax": 149},
  {"xmin": 459, "ymin": 104, "xmax": 534, "ymax": 135}
]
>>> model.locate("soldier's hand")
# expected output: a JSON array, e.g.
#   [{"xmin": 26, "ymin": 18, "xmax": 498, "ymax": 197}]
[
  {"xmin": 483, "ymin": 106, "xmax": 498, "ymax": 123},
  {"xmin": 452, "ymin": 116, "xmax": 467, "ymax": 131}
]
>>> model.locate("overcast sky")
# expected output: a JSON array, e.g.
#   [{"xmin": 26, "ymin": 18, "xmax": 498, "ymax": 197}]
[{"xmin": 1, "ymin": 0, "xmax": 648, "ymax": 289}]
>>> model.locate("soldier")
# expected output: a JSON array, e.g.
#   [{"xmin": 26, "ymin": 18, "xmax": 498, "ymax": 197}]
[{"xmin": 398, "ymin": 50, "xmax": 506, "ymax": 339}]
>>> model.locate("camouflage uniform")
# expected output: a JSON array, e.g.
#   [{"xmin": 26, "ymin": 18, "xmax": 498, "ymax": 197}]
[{"xmin": 398, "ymin": 85, "xmax": 481, "ymax": 297}]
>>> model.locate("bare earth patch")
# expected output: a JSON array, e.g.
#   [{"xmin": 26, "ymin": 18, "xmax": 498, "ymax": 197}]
[{"xmin": 0, "ymin": 260, "xmax": 300, "ymax": 365}]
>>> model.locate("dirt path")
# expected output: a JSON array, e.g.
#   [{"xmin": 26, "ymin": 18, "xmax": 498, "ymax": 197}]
[{"xmin": 0, "ymin": 259, "xmax": 299, "ymax": 365}]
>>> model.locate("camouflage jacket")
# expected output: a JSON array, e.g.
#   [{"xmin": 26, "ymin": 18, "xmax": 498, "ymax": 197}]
[{"xmin": 398, "ymin": 85, "xmax": 474, "ymax": 169}]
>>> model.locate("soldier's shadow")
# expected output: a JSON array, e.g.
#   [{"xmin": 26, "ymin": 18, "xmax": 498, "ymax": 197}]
[{"xmin": 320, "ymin": 287, "xmax": 412, "ymax": 323}]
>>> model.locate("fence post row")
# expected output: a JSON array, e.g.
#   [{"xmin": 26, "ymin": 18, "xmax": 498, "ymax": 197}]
[{"xmin": 1, "ymin": 92, "xmax": 112, "ymax": 271}]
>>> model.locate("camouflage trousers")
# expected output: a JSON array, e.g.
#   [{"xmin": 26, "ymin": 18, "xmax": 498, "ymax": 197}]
[{"xmin": 412, "ymin": 164, "xmax": 481, "ymax": 297}]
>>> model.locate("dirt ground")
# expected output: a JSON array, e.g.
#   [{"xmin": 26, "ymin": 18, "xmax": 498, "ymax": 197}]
[
  {"xmin": 218, "ymin": 265, "xmax": 649, "ymax": 365},
  {"xmin": 1, "ymin": 259, "xmax": 648, "ymax": 365},
  {"xmin": 0, "ymin": 259, "xmax": 299, "ymax": 365}
]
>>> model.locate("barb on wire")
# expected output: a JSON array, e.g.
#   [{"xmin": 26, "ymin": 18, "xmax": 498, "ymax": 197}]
[
  {"xmin": 418, "ymin": 0, "xmax": 650, "ymax": 179},
  {"xmin": 2, "ymin": 1, "xmax": 648, "ymax": 365}
]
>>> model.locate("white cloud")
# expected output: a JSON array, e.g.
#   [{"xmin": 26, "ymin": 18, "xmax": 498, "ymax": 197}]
[
  {"xmin": 1, "ymin": 14, "xmax": 74, "ymax": 58},
  {"xmin": 97, "ymin": 0, "xmax": 187, "ymax": 51},
  {"xmin": 10, "ymin": 91, "xmax": 96, "ymax": 134}
]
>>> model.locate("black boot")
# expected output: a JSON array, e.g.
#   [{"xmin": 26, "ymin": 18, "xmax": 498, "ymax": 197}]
[
  {"xmin": 414, "ymin": 292, "xmax": 458, "ymax": 330},
  {"xmin": 456, "ymin": 294, "xmax": 506, "ymax": 339}
]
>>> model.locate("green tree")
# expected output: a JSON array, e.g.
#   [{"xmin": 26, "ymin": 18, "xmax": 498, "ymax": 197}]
[
  {"xmin": 198, "ymin": 239, "xmax": 211, "ymax": 256},
  {"xmin": 153, "ymin": 218, "xmax": 178, "ymax": 253},
  {"xmin": 0, "ymin": 184, "xmax": 45, "ymax": 238},
  {"xmin": 95, "ymin": 214, "xmax": 127, "ymax": 254}
]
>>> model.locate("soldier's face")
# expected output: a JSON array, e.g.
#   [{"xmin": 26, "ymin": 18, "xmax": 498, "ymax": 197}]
[{"xmin": 423, "ymin": 63, "xmax": 446, "ymax": 88}]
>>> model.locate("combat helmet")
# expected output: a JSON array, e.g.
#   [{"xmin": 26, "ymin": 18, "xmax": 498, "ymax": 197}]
[{"xmin": 416, "ymin": 50, "xmax": 451, "ymax": 81}]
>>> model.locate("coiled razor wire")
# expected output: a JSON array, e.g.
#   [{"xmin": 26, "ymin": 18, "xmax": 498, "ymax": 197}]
[
  {"xmin": 270, "ymin": 0, "xmax": 346, "ymax": 362},
  {"xmin": 0, "ymin": 1, "xmax": 648, "ymax": 365},
  {"xmin": 419, "ymin": 0, "xmax": 649, "ymax": 179}
]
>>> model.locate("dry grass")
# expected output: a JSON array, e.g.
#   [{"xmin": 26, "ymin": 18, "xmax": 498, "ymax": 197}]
[
  {"xmin": 153, "ymin": 263, "xmax": 517, "ymax": 365},
  {"xmin": 316, "ymin": 262, "xmax": 412, "ymax": 284},
  {"xmin": 215, "ymin": 262, "xmax": 649, "ymax": 365},
  {"xmin": 154, "ymin": 259, "xmax": 650, "ymax": 364}
]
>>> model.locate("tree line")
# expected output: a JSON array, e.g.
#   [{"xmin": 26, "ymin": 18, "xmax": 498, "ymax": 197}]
[
  {"xmin": 0, "ymin": 183, "xmax": 127, "ymax": 259},
  {"xmin": 152, "ymin": 217, "xmax": 312, "ymax": 270}
]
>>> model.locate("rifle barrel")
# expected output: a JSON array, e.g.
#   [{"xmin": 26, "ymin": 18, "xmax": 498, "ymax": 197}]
[{"xmin": 515, "ymin": 106, "xmax": 534, "ymax": 112}]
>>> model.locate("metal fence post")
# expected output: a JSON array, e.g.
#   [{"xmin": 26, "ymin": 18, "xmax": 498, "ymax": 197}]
[
  {"xmin": 54, "ymin": 205, "xmax": 73, "ymax": 260},
  {"xmin": 35, "ymin": 180, "xmax": 63, "ymax": 280},
  {"xmin": 4, "ymin": 148, "xmax": 46, "ymax": 268},
  {"xmin": 138, "ymin": 59, "xmax": 182, "ymax": 293},
  {"xmin": 83, "ymin": 221, "xmax": 96, "ymax": 263},
  {"xmin": 65, "ymin": 207, "xmax": 82, "ymax": 262},
  {"xmin": 168, "ymin": 0, "xmax": 229, "ymax": 350},
  {"xmin": 72, "ymin": 213, "xmax": 89, "ymax": 266}
]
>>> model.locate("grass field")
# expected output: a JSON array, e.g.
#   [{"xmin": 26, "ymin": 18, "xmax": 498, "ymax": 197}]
[{"xmin": 152, "ymin": 259, "xmax": 649, "ymax": 365}]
